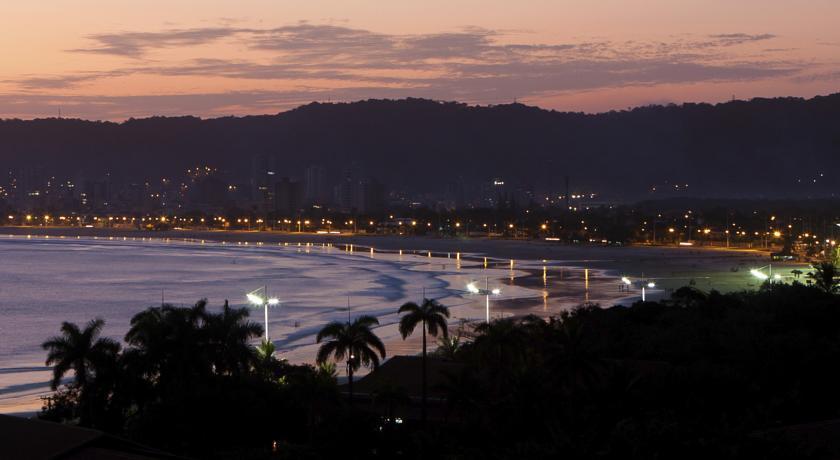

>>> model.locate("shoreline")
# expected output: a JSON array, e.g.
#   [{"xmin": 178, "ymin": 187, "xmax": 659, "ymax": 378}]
[
  {"xmin": 3, "ymin": 225, "xmax": 798, "ymax": 302},
  {"xmin": 0, "ymin": 224, "xmax": 770, "ymax": 261},
  {"xmin": 1, "ymin": 226, "xmax": 804, "ymax": 416},
  {"xmin": 3, "ymin": 225, "xmax": 804, "ymax": 302},
  {"xmin": 0, "ymin": 229, "xmax": 632, "ymax": 415}
]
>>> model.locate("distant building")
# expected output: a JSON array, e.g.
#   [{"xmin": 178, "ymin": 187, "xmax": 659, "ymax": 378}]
[
  {"xmin": 275, "ymin": 177, "xmax": 302, "ymax": 215},
  {"xmin": 446, "ymin": 179, "xmax": 466, "ymax": 209},
  {"xmin": 334, "ymin": 170, "xmax": 355, "ymax": 212},
  {"xmin": 304, "ymin": 164, "xmax": 329, "ymax": 205},
  {"xmin": 189, "ymin": 175, "xmax": 227, "ymax": 211},
  {"xmin": 354, "ymin": 178, "xmax": 385, "ymax": 214},
  {"xmin": 250, "ymin": 154, "xmax": 277, "ymax": 212},
  {"xmin": 81, "ymin": 179, "xmax": 111, "ymax": 211}
]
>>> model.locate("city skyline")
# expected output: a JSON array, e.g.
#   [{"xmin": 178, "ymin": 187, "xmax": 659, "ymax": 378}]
[{"xmin": 2, "ymin": 0, "xmax": 840, "ymax": 120}]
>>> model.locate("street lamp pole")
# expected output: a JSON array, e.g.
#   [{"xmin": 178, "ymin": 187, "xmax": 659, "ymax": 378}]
[
  {"xmin": 467, "ymin": 277, "xmax": 501, "ymax": 323},
  {"xmin": 750, "ymin": 264, "xmax": 777, "ymax": 282},
  {"xmin": 247, "ymin": 286, "xmax": 279, "ymax": 342},
  {"xmin": 485, "ymin": 277, "xmax": 490, "ymax": 323},
  {"xmin": 264, "ymin": 285, "xmax": 269, "ymax": 340},
  {"xmin": 623, "ymin": 276, "xmax": 656, "ymax": 302}
]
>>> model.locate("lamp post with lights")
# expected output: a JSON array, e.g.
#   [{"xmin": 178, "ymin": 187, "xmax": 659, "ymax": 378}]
[
  {"xmin": 750, "ymin": 265, "xmax": 781, "ymax": 282},
  {"xmin": 247, "ymin": 286, "xmax": 279, "ymax": 342},
  {"xmin": 621, "ymin": 276, "xmax": 657, "ymax": 302},
  {"xmin": 466, "ymin": 277, "xmax": 501, "ymax": 323}
]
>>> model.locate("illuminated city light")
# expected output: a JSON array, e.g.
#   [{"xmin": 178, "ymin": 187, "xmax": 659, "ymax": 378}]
[{"xmin": 750, "ymin": 269, "xmax": 769, "ymax": 280}]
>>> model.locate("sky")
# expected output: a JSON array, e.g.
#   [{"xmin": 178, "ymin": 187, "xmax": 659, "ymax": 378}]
[{"xmin": 1, "ymin": 0, "xmax": 839, "ymax": 120}]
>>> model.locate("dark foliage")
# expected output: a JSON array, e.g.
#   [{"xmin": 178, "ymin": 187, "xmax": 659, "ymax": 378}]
[
  {"xmin": 40, "ymin": 282, "xmax": 840, "ymax": 459},
  {"xmin": 40, "ymin": 300, "xmax": 350, "ymax": 459},
  {"xmin": 437, "ymin": 282, "xmax": 840, "ymax": 459}
]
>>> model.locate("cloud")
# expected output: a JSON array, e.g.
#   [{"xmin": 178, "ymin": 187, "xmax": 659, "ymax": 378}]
[
  {"xmin": 252, "ymin": 23, "xmax": 397, "ymax": 55},
  {"xmin": 440, "ymin": 60, "xmax": 795, "ymax": 97},
  {"xmin": 10, "ymin": 70, "xmax": 130, "ymax": 90},
  {"xmin": 709, "ymin": 33, "xmax": 777, "ymax": 45},
  {"xmin": 792, "ymin": 70, "xmax": 840, "ymax": 83},
  {"xmin": 0, "ymin": 89, "xmax": 415, "ymax": 120},
  {"xmin": 11, "ymin": 75, "xmax": 99, "ymax": 90},
  {"xmin": 69, "ymin": 27, "xmax": 245, "ymax": 57},
  {"xmin": 5, "ymin": 23, "xmax": 812, "ymax": 118}
]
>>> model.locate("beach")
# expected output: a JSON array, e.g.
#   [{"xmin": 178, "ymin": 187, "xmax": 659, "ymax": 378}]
[
  {"xmin": 1, "ymin": 225, "xmax": 807, "ymax": 291},
  {"xmin": 0, "ymin": 227, "xmax": 810, "ymax": 415}
]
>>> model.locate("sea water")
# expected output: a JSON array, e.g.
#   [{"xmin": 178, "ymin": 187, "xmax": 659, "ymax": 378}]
[{"xmin": 0, "ymin": 235, "xmax": 613, "ymax": 412}]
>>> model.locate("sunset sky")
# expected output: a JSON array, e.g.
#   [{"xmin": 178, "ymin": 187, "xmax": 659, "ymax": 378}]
[{"xmin": 1, "ymin": 0, "xmax": 839, "ymax": 120}]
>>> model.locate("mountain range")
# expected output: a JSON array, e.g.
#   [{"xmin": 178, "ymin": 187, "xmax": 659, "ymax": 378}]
[{"xmin": 2, "ymin": 94, "xmax": 839, "ymax": 200}]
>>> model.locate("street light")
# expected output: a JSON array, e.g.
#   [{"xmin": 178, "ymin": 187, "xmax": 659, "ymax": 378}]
[
  {"xmin": 466, "ymin": 278, "xmax": 501, "ymax": 323},
  {"xmin": 749, "ymin": 269, "xmax": 768, "ymax": 281},
  {"xmin": 247, "ymin": 286, "xmax": 279, "ymax": 342},
  {"xmin": 750, "ymin": 264, "xmax": 774, "ymax": 281},
  {"xmin": 750, "ymin": 264, "xmax": 781, "ymax": 281},
  {"xmin": 621, "ymin": 276, "xmax": 657, "ymax": 301},
  {"xmin": 643, "ymin": 281, "xmax": 655, "ymax": 301}
]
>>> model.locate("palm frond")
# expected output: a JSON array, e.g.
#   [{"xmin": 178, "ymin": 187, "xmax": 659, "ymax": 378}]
[
  {"xmin": 59, "ymin": 321, "xmax": 81, "ymax": 338},
  {"xmin": 398, "ymin": 302, "xmax": 420, "ymax": 314},
  {"xmin": 354, "ymin": 315, "xmax": 380, "ymax": 329},
  {"xmin": 316, "ymin": 341, "xmax": 342, "ymax": 364},
  {"xmin": 316, "ymin": 321, "xmax": 347, "ymax": 343},
  {"xmin": 398, "ymin": 312, "xmax": 420, "ymax": 339},
  {"xmin": 362, "ymin": 329, "xmax": 387, "ymax": 359},
  {"xmin": 50, "ymin": 360, "xmax": 71, "ymax": 390}
]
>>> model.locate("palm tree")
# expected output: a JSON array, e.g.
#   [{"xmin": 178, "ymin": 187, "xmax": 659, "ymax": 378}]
[
  {"xmin": 42, "ymin": 318, "xmax": 120, "ymax": 391},
  {"xmin": 473, "ymin": 318, "xmax": 530, "ymax": 374},
  {"xmin": 809, "ymin": 262, "xmax": 839, "ymax": 294},
  {"xmin": 205, "ymin": 300, "xmax": 263, "ymax": 376},
  {"xmin": 397, "ymin": 298, "xmax": 449, "ymax": 423},
  {"xmin": 254, "ymin": 339, "xmax": 276, "ymax": 361},
  {"xmin": 435, "ymin": 335, "xmax": 461, "ymax": 360},
  {"xmin": 253, "ymin": 339, "xmax": 280, "ymax": 381},
  {"xmin": 670, "ymin": 286, "xmax": 709, "ymax": 307},
  {"xmin": 123, "ymin": 300, "xmax": 211, "ymax": 395},
  {"xmin": 550, "ymin": 319, "xmax": 603, "ymax": 391},
  {"xmin": 316, "ymin": 315, "xmax": 386, "ymax": 404}
]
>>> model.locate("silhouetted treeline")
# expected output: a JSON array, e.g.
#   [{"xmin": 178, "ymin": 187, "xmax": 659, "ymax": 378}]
[
  {"xmin": 40, "ymin": 276, "xmax": 840, "ymax": 459},
  {"xmin": 4, "ymin": 95, "xmax": 840, "ymax": 199},
  {"xmin": 438, "ymin": 283, "xmax": 840, "ymax": 459}
]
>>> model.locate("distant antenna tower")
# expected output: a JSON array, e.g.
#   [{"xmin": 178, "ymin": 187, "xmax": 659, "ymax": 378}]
[{"xmin": 58, "ymin": 107, "xmax": 62, "ymax": 118}]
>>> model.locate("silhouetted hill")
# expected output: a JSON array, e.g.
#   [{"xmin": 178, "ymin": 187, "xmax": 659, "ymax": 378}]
[{"xmin": 2, "ymin": 95, "xmax": 840, "ymax": 199}]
